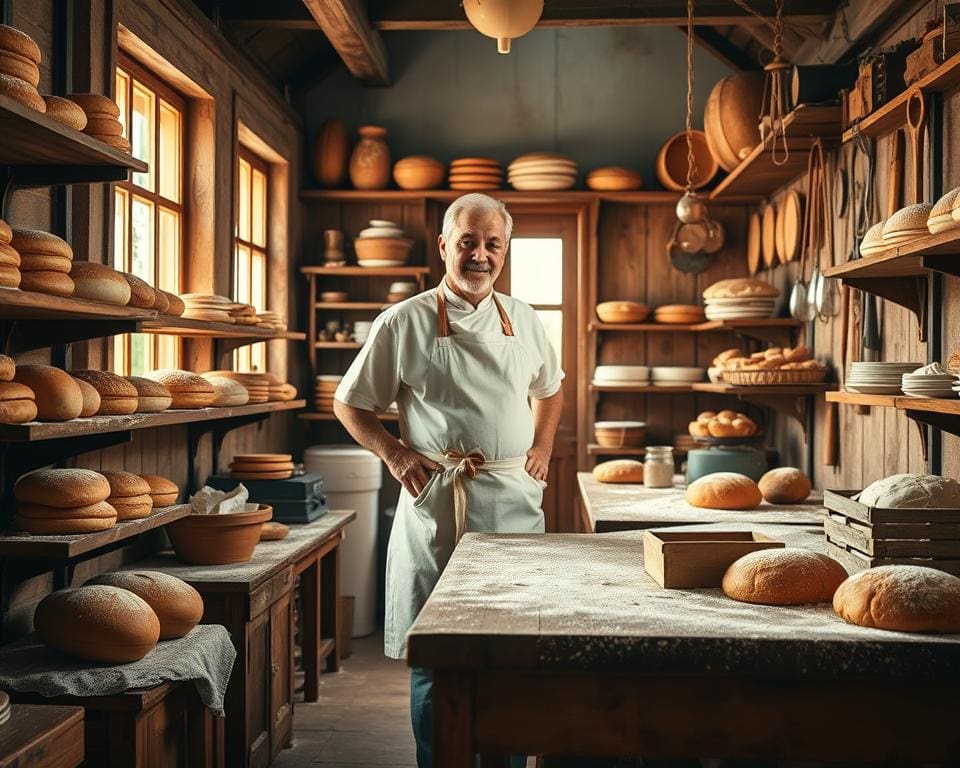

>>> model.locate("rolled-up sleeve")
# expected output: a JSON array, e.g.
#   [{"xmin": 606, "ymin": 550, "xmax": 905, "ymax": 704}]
[
  {"xmin": 335, "ymin": 313, "xmax": 400, "ymax": 411},
  {"xmin": 527, "ymin": 310, "xmax": 564, "ymax": 400}
]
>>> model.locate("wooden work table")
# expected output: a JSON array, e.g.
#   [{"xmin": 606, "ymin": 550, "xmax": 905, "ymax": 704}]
[
  {"xmin": 577, "ymin": 472, "xmax": 824, "ymax": 532},
  {"xmin": 408, "ymin": 526, "xmax": 960, "ymax": 765}
]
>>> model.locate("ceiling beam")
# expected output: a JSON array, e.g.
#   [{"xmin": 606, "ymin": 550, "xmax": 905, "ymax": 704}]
[
  {"xmin": 300, "ymin": 0, "xmax": 389, "ymax": 85},
  {"xmin": 369, "ymin": 0, "xmax": 837, "ymax": 31},
  {"xmin": 684, "ymin": 25, "xmax": 762, "ymax": 72}
]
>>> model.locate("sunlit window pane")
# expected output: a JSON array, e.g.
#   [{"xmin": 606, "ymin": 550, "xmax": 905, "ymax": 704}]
[
  {"xmin": 131, "ymin": 81, "xmax": 155, "ymax": 191},
  {"xmin": 252, "ymin": 169, "xmax": 266, "ymax": 247},
  {"xmin": 157, "ymin": 336, "xmax": 178, "ymax": 370},
  {"xmin": 252, "ymin": 251, "xmax": 266, "ymax": 311},
  {"xmin": 114, "ymin": 188, "xmax": 128, "ymax": 272},
  {"xmin": 238, "ymin": 158, "xmax": 251, "ymax": 241},
  {"xmin": 236, "ymin": 244, "xmax": 250, "ymax": 305},
  {"xmin": 113, "ymin": 335, "xmax": 127, "ymax": 376},
  {"xmin": 158, "ymin": 207, "xmax": 179, "ymax": 292},
  {"xmin": 130, "ymin": 333, "xmax": 154, "ymax": 377},
  {"xmin": 535, "ymin": 310, "xmax": 563, "ymax": 364},
  {"xmin": 115, "ymin": 70, "xmax": 129, "ymax": 138},
  {"xmin": 251, "ymin": 342, "xmax": 265, "ymax": 372},
  {"xmin": 159, "ymin": 100, "xmax": 180, "ymax": 203},
  {"xmin": 235, "ymin": 346, "xmax": 251, "ymax": 372},
  {"xmin": 131, "ymin": 196, "xmax": 154, "ymax": 282},
  {"xmin": 508, "ymin": 238, "xmax": 563, "ymax": 305}
]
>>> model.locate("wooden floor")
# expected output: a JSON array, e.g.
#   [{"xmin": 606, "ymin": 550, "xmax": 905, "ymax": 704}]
[{"xmin": 276, "ymin": 633, "xmax": 417, "ymax": 767}]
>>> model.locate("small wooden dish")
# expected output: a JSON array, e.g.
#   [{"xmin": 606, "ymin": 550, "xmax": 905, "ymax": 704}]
[
  {"xmin": 166, "ymin": 504, "xmax": 273, "ymax": 565},
  {"xmin": 643, "ymin": 529, "xmax": 784, "ymax": 588},
  {"xmin": 320, "ymin": 291, "xmax": 349, "ymax": 302},
  {"xmin": 761, "ymin": 203, "xmax": 777, "ymax": 268}
]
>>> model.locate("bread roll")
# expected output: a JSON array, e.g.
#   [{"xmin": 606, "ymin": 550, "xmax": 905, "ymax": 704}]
[
  {"xmin": 0, "ymin": 354, "xmax": 14, "ymax": 381},
  {"xmin": 592, "ymin": 459, "xmax": 644, "ymax": 484},
  {"xmin": 205, "ymin": 376, "xmax": 250, "ymax": 407},
  {"xmin": 0, "ymin": 218, "xmax": 10, "ymax": 245},
  {"xmin": 0, "ymin": 381, "xmax": 36, "ymax": 424},
  {"xmin": 43, "ymin": 95, "xmax": 86, "ymax": 130},
  {"xmin": 101, "ymin": 470, "xmax": 151, "ymax": 499},
  {"xmin": 72, "ymin": 377, "xmax": 101, "ymax": 417},
  {"xmin": 723, "ymin": 549, "xmax": 847, "ymax": 605},
  {"xmin": 857, "ymin": 474, "xmax": 960, "ymax": 509},
  {"xmin": 163, "ymin": 291, "xmax": 185, "ymax": 316},
  {"xmin": 688, "ymin": 420, "xmax": 709, "ymax": 437},
  {"xmin": 0, "ymin": 49, "xmax": 40, "ymax": 87},
  {"xmin": 10, "ymin": 228, "xmax": 72, "ymax": 258},
  {"xmin": 70, "ymin": 370, "xmax": 139, "ymax": 415},
  {"xmin": 125, "ymin": 376, "xmax": 172, "ymax": 413},
  {"xmin": 260, "ymin": 522, "xmax": 290, "ymax": 541},
  {"xmin": 15, "ymin": 468, "xmax": 110, "ymax": 507},
  {"xmin": 142, "ymin": 369, "xmax": 216, "ymax": 409},
  {"xmin": 121, "ymin": 273, "xmax": 156, "ymax": 308},
  {"xmin": 685, "ymin": 472, "xmax": 762, "ymax": 510},
  {"xmin": 0, "ymin": 24, "xmax": 41, "ymax": 63},
  {"xmin": 140, "ymin": 474, "xmax": 179, "ymax": 507},
  {"xmin": 0, "ymin": 72, "xmax": 43, "ymax": 111},
  {"xmin": 34, "ymin": 586, "xmax": 160, "ymax": 663},
  {"xmin": 19, "ymin": 270, "xmax": 73, "ymax": 296},
  {"xmin": 109, "ymin": 494, "xmax": 153, "ymax": 521},
  {"xmin": 13, "ymin": 364, "xmax": 83, "ymax": 420},
  {"xmin": 833, "ymin": 565, "xmax": 960, "ymax": 633},
  {"xmin": 69, "ymin": 262, "xmax": 131, "ymax": 305},
  {"xmin": 0, "ymin": 242, "xmax": 19, "ymax": 267},
  {"xmin": 759, "ymin": 467, "xmax": 811, "ymax": 504},
  {"xmin": 19, "ymin": 253, "xmax": 71, "ymax": 273},
  {"xmin": 66, "ymin": 92, "xmax": 120, "ymax": 118},
  {"xmin": 14, "ymin": 513, "xmax": 116, "ymax": 534},
  {"xmin": 85, "ymin": 571, "xmax": 203, "ymax": 639}
]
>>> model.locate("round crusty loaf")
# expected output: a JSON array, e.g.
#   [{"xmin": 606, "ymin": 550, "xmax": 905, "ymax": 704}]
[
  {"xmin": 857, "ymin": 474, "xmax": 960, "ymax": 509},
  {"xmin": 0, "ymin": 218, "xmax": 10, "ymax": 245},
  {"xmin": 162, "ymin": 291, "xmax": 185, "ymax": 316},
  {"xmin": 14, "ymin": 468, "xmax": 110, "ymax": 507},
  {"xmin": 15, "ymin": 512, "xmax": 116, "ymax": 534},
  {"xmin": 72, "ymin": 376, "xmax": 101, "ymax": 417},
  {"xmin": 101, "ymin": 470, "xmax": 151, "ymax": 499},
  {"xmin": 108, "ymin": 494, "xmax": 153, "ymax": 521},
  {"xmin": 83, "ymin": 116, "xmax": 123, "ymax": 136},
  {"xmin": 65, "ymin": 92, "xmax": 120, "ymax": 118},
  {"xmin": 43, "ymin": 95, "xmax": 87, "ymax": 130},
  {"xmin": 17, "ymin": 500, "xmax": 117, "ymax": 520},
  {"xmin": 685, "ymin": 472, "xmax": 762, "ymax": 510},
  {"xmin": 703, "ymin": 278, "xmax": 779, "ymax": 299},
  {"xmin": 833, "ymin": 565, "xmax": 960, "ymax": 633},
  {"xmin": 150, "ymin": 288, "xmax": 170, "ymax": 314},
  {"xmin": 0, "ymin": 354, "xmax": 14, "ymax": 382},
  {"xmin": 19, "ymin": 270, "xmax": 73, "ymax": 296},
  {"xmin": 125, "ymin": 376, "xmax": 172, "ymax": 413},
  {"xmin": 0, "ymin": 381, "xmax": 36, "ymax": 423},
  {"xmin": 85, "ymin": 571, "xmax": 203, "ymax": 640},
  {"xmin": 10, "ymin": 228, "xmax": 72, "ymax": 258},
  {"xmin": 0, "ymin": 72, "xmax": 44, "ymax": 111},
  {"xmin": 143, "ymin": 369, "xmax": 217, "ymax": 409},
  {"xmin": 34, "ymin": 586, "xmax": 159, "ymax": 663},
  {"xmin": 140, "ymin": 474, "xmax": 179, "ymax": 507},
  {"xmin": 12, "ymin": 364, "xmax": 83, "ymax": 421},
  {"xmin": 758, "ymin": 467, "xmax": 812, "ymax": 504},
  {"xmin": 0, "ymin": 49, "xmax": 40, "ymax": 87},
  {"xmin": 19, "ymin": 253, "xmax": 71, "ymax": 273},
  {"xmin": 723, "ymin": 549, "xmax": 847, "ymax": 605},
  {"xmin": 0, "ymin": 263, "xmax": 19, "ymax": 288},
  {"xmin": 0, "ymin": 242, "xmax": 16, "ymax": 266},
  {"xmin": 260, "ymin": 522, "xmax": 290, "ymax": 541},
  {"xmin": 0, "ymin": 24, "xmax": 41, "ymax": 64},
  {"xmin": 69, "ymin": 262, "xmax": 131, "ymax": 306},
  {"xmin": 121, "ymin": 273, "xmax": 156, "ymax": 308},
  {"xmin": 592, "ymin": 459, "xmax": 644, "ymax": 484},
  {"xmin": 70, "ymin": 370, "xmax": 139, "ymax": 414},
  {"xmin": 205, "ymin": 376, "xmax": 249, "ymax": 407}
]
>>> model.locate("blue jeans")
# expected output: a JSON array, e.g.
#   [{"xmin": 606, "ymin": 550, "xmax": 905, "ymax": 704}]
[{"xmin": 410, "ymin": 667, "xmax": 527, "ymax": 768}]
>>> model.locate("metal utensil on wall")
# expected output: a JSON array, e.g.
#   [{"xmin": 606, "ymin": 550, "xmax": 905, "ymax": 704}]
[
  {"xmin": 853, "ymin": 131, "xmax": 879, "ymax": 362},
  {"xmin": 790, "ymin": 142, "xmax": 822, "ymax": 322},
  {"xmin": 815, "ymin": 150, "xmax": 840, "ymax": 321}
]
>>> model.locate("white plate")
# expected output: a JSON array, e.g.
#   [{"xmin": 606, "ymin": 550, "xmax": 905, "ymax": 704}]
[
  {"xmin": 369, "ymin": 219, "xmax": 399, "ymax": 228},
  {"xmin": 845, "ymin": 385, "xmax": 902, "ymax": 394},
  {"xmin": 595, "ymin": 420, "xmax": 646, "ymax": 429},
  {"xmin": 595, "ymin": 365, "xmax": 649, "ymax": 379},
  {"xmin": 651, "ymin": 367, "xmax": 704, "ymax": 379},
  {"xmin": 360, "ymin": 227, "xmax": 404, "ymax": 238},
  {"xmin": 357, "ymin": 259, "xmax": 408, "ymax": 267}
]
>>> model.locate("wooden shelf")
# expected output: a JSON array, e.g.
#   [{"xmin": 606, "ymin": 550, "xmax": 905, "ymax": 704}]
[
  {"xmin": 0, "ymin": 504, "xmax": 189, "ymax": 559},
  {"xmin": 586, "ymin": 444, "xmax": 689, "ymax": 457},
  {"xmin": 708, "ymin": 104, "xmax": 842, "ymax": 200},
  {"xmin": 300, "ymin": 189, "xmax": 762, "ymax": 205},
  {"xmin": 315, "ymin": 341, "xmax": 362, "ymax": 349},
  {"xmin": 315, "ymin": 302, "xmax": 387, "ymax": 310},
  {"xmin": 140, "ymin": 317, "xmax": 304, "ymax": 342},
  {"xmin": 825, "ymin": 391, "xmax": 899, "ymax": 408},
  {"xmin": 590, "ymin": 317, "xmax": 802, "ymax": 345},
  {"xmin": 301, "ymin": 265, "xmax": 430, "ymax": 277},
  {"xmin": 843, "ymin": 52, "xmax": 960, "ymax": 142},
  {"xmin": 0, "ymin": 400, "xmax": 306, "ymax": 442},
  {"xmin": 0, "ymin": 94, "xmax": 148, "ymax": 186},
  {"xmin": 691, "ymin": 382, "xmax": 833, "ymax": 396},
  {"xmin": 300, "ymin": 411, "xmax": 399, "ymax": 421},
  {"xmin": 591, "ymin": 383, "xmax": 700, "ymax": 393}
]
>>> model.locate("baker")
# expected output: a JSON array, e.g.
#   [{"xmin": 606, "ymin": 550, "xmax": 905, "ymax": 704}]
[{"xmin": 334, "ymin": 193, "xmax": 563, "ymax": 767}]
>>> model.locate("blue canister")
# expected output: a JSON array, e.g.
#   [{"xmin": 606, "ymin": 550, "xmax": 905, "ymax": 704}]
[{"xmin": 685, "ymin": 445, "xmax": 768, "ymax": 483}]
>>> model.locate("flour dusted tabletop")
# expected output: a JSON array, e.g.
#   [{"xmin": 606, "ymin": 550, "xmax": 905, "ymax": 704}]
[
  {"xmin": 578, "ymin": 472, "xmax": 824, "ymax": 532},
  {"xmin": 407, "ymin": 527, "xmax": 960, "ymax": 678}
]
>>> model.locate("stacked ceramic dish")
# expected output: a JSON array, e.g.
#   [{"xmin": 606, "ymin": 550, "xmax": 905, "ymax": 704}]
[
  {"xmin": 901, "ymin": 363, "xmax": 958, "ymax": 398},
  {"xmin": 355, "ymin": 219, "xmax": 413, "ymax": 267},
  {"xmin": 393, "ymin": 156, "xmax": 444, "ymax": 190},
  {"xmin": 593, "ymin": 365, "xmax": 649, "ymax": 386},
  {"xmin": 703, "ymin": 278, "xmax": 779, "ymax": 320},
  {"xmin": 181, "ymin": 293, "xmax": 235, "ymax": 323},
  {"xmin": 928, "ymin": 186, "xmax": 960, "ymax": 234},
  {"xmin": 229, "ymin": 453, "xmax": 294, "ymax": 481},
  {"xmin": 448, "ymin": 158, "xmax": 503, "ymax": 190},
  {"xmin": 353, "ymin": 320, "xmax": 373, "ymax": 344},
  {"xmin": 256, "ymin": 311, "xmax": 286, "ymax": 331},
  {"xmin": 585, "ymin": 166, "xmax": 642, "ymax": 191},
  {"xmin": 594, "ymin": 420, "xmax": 647, "ymax": 448},
  {"xmin": 651, "ymin": 366, "xmax": 704, "ymax": 386},
  {"xmin": 386, "ymin": 281, "xmax": 418, "ymax": 303},
  {"xmin": 507, "ymin": 153, "xmax": 577, "ymax": 191},
  {"xmin": 845, "ymin": 362, "xmax": 921, "ymax": 395},
  {"xmin": 654, "ymin": 304, "xmax": 706, "ymax": 324},
  {"xmin": 315, "ymin": 375, "xmax": 342, "ymax": 412},
  {"xmin": 881, "ymin": 204, "xmax": 933, "ymax": 247}
]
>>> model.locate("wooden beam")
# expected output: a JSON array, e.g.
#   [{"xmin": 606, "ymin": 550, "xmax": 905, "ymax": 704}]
[
  {"xmin": 685, "ymin": 25, "xmax": 761, "ymax": 72},
  {"xmin": 369, "ymin": 0, "xmax": 837, "ymax": 31},
  {"xmin": 300, "ymin": 0, "xmax": 388, "ymax": 85}
]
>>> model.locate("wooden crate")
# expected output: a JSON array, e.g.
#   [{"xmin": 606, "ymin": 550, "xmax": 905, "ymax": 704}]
[
  {"xmin": 823, "ymin": 490, "xmax": 960, "ymax": 575},
  {"xmin": 642, "ymin": 530, "xmax": 783, "ymax": 589}
]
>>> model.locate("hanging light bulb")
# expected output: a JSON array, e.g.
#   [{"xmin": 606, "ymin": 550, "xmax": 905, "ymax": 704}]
[
  {"xmin": 462, "ymin": 0, "xmax": 544, "ymax": 54},
  {"xmin": 757, "ymin": 0, "xmax": 791, "ymax": 166},
  {"xmin": 676, "ymin": 0, "xmax": 707, "ymax": 226}
]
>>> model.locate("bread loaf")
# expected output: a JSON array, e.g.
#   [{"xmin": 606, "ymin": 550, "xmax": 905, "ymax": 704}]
[
  {"xmin": 125, "ymin": 376, "xmax": 172, "ymax": 413},
  {"xmin": 121, "ymin": 273, "xmax": 156, "ymax": 308},
  {"xmin": 65, "ymin": 92, "xmax": 120, "ymax": 118},
  {"xmin": 34, "ymin": 586, "xmax": 160, "ymax": 663},
  {"xmin": 14, "ymin": 468, "xmax": 110, "ymax": 507},
  {"xmin": 143, "ymin": 369, "xmax": 216, "ymax": 409},
  {"xmin": 85, "ymin": 571, "xmax": 203, "ymax": 639},
  {"xmin": 18, "ymin": 253, "xmax": 71, "ymax": 273},
  {"xmin": 702, "ymin": 278, "xmax": 779, "ymax": 299},
  {"xmin": 70, "ymin": 370, "xmax": 139, "ymax": 414},
  {"xmin": 10, "ymin": 228, "xmax": 72, "ymax": 258},
  {"xmin": 140, "ymin": 474, "xmax": 179, "ymax": 507},
  {"xmin": 0, "ymin": 49, "xmax": 39, "ymax": 87},
  {"xmin": 260, "ymin": 522, "xmax": 290, "ymax": 541},
  {"xmin": 205, "ymin": 376, "xmax": 250, "ymax": 407},
  {"xmin": 12, "ymin": 364, "xmax": 83, "ymax": 421},
  {"xmin": 69, "ymin": 262, "xmax": 131, "ymax": 306},
  {"xmin": 150, "ymin": 288, "xmax": 170, "ymax": 314},
  {"xmin": 16, "ymin": 500, "xmax": 117, "ymax": 534},
  {"xmin": 72, "ymin": 376, "xmax": 101, "ymax": 417},
  {"xmin": 0, "ymin": 242, "xmax": 19, "ymax": 267},
  {"xmin": 723, "ymin": 549, "xmax": 847, "ymax": 605},
  {"xmin": 43, "ymin": 95, "xmax": 87, "ymax": 130},
  {"xmin": 0, "ymin": 380, "xmax": 36, "ymax": 424},
  {"xmin": 0, "ymin": 24, "xmax": 41, "ymax": 64},
  {"xmin": 0, "ymin": 354, "xmax": 14, "ymax": 382},
  {"xmin": 758, "ymin": 467, "xmax": 811, "ymax": 504},
  {"xmin": 592, "ymin": 459, "xmax": 644, "ymax": 484},
  {"xmin": 163, "ymin": 292, "xmax": 185, "ymax": 316},
  {"xmin": 685, "ymin": 472, "xmax": 762, "ymax": 510},
  {"xmin": 19, "ymin": 270, "xmax": 73, "ymax": 296},
  {"xmin": 857, "ymin": 474, "xmax": 960, "ymax": 509},
  {"xmin": 833, "ymin": 565, "xmax": 960, "ymax": 633},
  {"xmin": 0, "ymin": 72, "xmax": 43, "ymax": 111},
  {"xmin": 101, "ymin": 470, "xmax": 151, "ymax": 498}
]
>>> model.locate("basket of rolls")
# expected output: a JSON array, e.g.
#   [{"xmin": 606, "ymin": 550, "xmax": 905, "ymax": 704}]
[
  {"xmin": 688, "ymin": 409, "xmax": 760, "ymax": 444},
  {"xmin": 717, "ymin": 344, "xmax": 829, "ymax": 385}
]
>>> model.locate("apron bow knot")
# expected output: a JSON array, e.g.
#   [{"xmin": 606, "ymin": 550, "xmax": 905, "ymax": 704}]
[{"xmin": 444, "ymin": 449, "xmax": 486, "ymax": 479}]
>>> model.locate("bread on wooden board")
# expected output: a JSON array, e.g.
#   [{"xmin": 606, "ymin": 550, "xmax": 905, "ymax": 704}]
[
  {"xmin": 85, "ymin": 571, "xmax": 203, "ymax": 639},
  {"xmin": 722, "ymin": 548, "xmax": 847, "ymax": 605},
  {"xmin": 758, "ymin": 467, "xmax": 811, "ymax": 504},
  {"xmin": 685, "ymin": 472, "xmax": 762, "ymax": 510},
  {"xmin": 592, "ymin": 459, "xmax": 644, "ymax": 484}
]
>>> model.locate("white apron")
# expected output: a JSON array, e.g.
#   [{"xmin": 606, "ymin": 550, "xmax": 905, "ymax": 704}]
[{"xmin": 384, "ymin": 285, "xmax": 545, "ymax": 659}]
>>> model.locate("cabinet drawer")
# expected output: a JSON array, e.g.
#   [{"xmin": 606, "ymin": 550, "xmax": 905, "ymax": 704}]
[{"xmin": 248, "ymin": 566, "xmax": 293, "ymax": 619}]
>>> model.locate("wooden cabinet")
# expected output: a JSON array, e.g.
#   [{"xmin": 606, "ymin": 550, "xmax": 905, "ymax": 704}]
[{"xmin": 269, "ymin": 591, "xmax": 293, "ymax": 761}]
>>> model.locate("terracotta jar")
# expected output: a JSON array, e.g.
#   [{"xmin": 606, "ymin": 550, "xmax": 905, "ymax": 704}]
[
  {"xmin": 349, "ymin": 125, "xmax": 391, "ymax": 190},
  {"xmin": 311, "ymin": 118, "xmax": 350, "ymax": 188}
]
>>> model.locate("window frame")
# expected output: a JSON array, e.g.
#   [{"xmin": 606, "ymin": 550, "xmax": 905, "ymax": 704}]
[{"xmin": 233, "ymin": 144, "xmax": 270, "ymax": 371}]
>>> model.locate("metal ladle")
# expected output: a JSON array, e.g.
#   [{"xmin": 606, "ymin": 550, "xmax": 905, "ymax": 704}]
[
  {"xmin": 791, "ymin": 143, "xmax": 821, "ymax": 322},
  {"xmin": 815, "ymin": 151, "xmax": 840, "ymax": 321}
]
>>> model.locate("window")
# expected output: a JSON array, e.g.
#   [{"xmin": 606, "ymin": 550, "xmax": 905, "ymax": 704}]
[
  {"xmin": 233, "ymin": 147, "xmax": 268, "ymax": 371},
  {"xmin": 505, "ymin": 237, "xmax": 563, "ymax": 361},
  {"xmin": 112, "ymin": 54, "xmax": 185, "ymax": 376}
]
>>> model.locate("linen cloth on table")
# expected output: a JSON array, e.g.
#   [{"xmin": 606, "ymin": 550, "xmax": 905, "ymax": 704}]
[{"xmin": 0, "ymin": 623, "xmax": 235, "ymax": 713}]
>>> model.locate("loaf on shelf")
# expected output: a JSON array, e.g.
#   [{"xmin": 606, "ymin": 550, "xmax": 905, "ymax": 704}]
[
  {"xmin": 0, "ymin": 25, "xmax": 43, "ymax": 112},
  {"xmin": 142, "ymin": 369, "xmax": 217, "ymax": 409},
  {"xmin": 13, "ymin": 364, "xmax": 83, "ymax": 421},
  {"xmin": 101, "ymin": 470, "xmax": 153, "ymax": 521},
  {"xmin": 84, "ymin": 571, "xmax": 203, "ymax": 640},
  {"xmin": 685, "ymin": 472, "xmax": 762, "ymax": 510},
  {"xmin": 43, "ymin": 95, "xmax": 86, "ymax": 130},
  {"xmin": 758, "ymin": 467, "xmax": 811, "ymax": 504},
  {"xmin": 67, "ymin": 92, "xmax": 130, "ymax": 153},
  {"xmin": 205, "ymin": 376, "xmax": 250, "ymax": 406},
  {"xmin": 0, "ymin": 380, "xmax": 36, "ymax": 424},
  {"xmin": 69, "ymin": 262, "xmax": 131, "ymax": 305},
  {"xmin": 14, "ymin": 468, "xmax": 117, "ymax": 534},
  {"xmin": 122, "ymin": 273, "xmax": 156, "ymax": 308},
  {"xmin": 140, "ymin": 474, "xmax": 179, "ymax": 507},
  {"xmin": 126, "ymin": 376, "xmax": 173, "ymax": 413},
  {"xmin": 11, "ymin": 228, "xmax": 74, "ymax": 296},
  {"xmin": 70, "ymin": 370, "xmax": 139, "ymax": 415},
  {"xmin": 72, "ymin": 376, "xmax": 101, "ymax": 417}
]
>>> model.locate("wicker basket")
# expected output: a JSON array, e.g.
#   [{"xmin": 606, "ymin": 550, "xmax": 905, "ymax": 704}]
[{"xmin": 723, "ymin": 367, "xmax": 829, "ymax": 386}]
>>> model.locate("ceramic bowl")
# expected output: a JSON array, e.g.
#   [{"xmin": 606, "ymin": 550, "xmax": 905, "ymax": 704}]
[
  {"xmin": 166, "ymin": 504, "xmax": 273, "ymax": 565},
  {"xmin": 594, "ymin": 365, "xmax": 649, "ymax": 381},
  {"xmin": 359, "ymin": 226, "xmax": 404, "ymax": 238},
  {"xmin": 596, "ymin": 301, "xmax": 649, "ymax": 324},
  {"xmin": 393, "ymin": 156, "xmax": 445, "ymax": 190},
  {"xmin": 388, "ymin": 281, "xmax": 418, "ymax": 295},
  {"xmin": 354, "ymin": 237, "xmax": 414, "ymax": 265}
]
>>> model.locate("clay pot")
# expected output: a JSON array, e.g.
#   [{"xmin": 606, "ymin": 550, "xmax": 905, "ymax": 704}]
[
  {"xmin": 311, "ymin": 119, "xmax": 350, "ymax": 188},
  {"xmin": 393, "ymin": 156, "xmax": 445, "ymax": 190},
  {"xmin": 354, "ymin": 237, "xmax": 414, "ymax": 266},
  {"xmin": 704, "ymin": 72, "xmax": 765, "ymax": 172},
  {"xmin": 165, "ymin": 505, "xmax": 273, "ymax": 565},
  {"xmin": 655, "ymin": 131, "xmax": 718, "ymax": 191},
  {"xmin": 349, "ymin": 125, "xmax": 391, "ymax": 190}
]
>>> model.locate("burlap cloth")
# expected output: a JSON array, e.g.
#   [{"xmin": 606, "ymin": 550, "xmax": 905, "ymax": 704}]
[{"xmin": 0, "ymin": 624, "xmax": 235, "ymax": 713}]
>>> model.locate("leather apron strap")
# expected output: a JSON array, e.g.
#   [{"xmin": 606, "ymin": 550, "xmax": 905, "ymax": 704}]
[{"xmin": 435, "ymin": 283, "xmax": 514, "ymax": 338}]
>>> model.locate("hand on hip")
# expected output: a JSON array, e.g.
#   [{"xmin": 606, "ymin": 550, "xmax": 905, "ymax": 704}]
[{"xmin": 387, "ymin": 445, "xmax": 443, "ymax": 497}]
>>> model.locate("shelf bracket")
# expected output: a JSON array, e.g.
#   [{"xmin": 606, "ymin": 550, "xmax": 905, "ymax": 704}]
[
  {"xmin": 903, "ymin": 409, "xmax": 960, "ymax": 442},
  {"xmin": 729, "ymin": 393, "xmax": 812, "ymax": 441},
  {"xmin": 841, "ymin": 276, "xmax": 928, "ymax": 342}
]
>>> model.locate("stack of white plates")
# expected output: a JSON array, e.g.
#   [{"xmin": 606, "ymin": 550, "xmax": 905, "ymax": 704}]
[
  {"xmin": 507, "ymin": 153, "xmax": 577, "ymax": 191},
  {"xmin": 593, "ymin": 364, "xmax": 649, "ymax": 385},
  {"xmin": 359, "ymin": 219, "xmax": 404, "ymax": 238},
  {"xmin": 703, "ymin": 296, "xmax": 777, "ymax": 320},
  {"xmin": 846, "ymin": 362, "xmax": 921, "ymax": 394},
  {"xmin": 353, "ymin": 320, "xmax": 373, "ymax": 343},
  {"xmin": 651, "ymin": 366, "xmax": 704, "ymax": 386},
  {"xmin": 902, "ymin": 370, "xmax": 959, "ymax": 398}
]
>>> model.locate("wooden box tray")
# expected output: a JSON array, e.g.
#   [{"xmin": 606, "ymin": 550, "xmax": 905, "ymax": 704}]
[{"xmin": 642, "ymin": 530, "xmax": 783, "ymax": 589}]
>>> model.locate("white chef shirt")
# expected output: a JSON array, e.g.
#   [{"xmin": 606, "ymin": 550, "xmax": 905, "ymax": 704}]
[{"xmin": 335, "ymin": 282, "xmax": 564, "ymax": 412}]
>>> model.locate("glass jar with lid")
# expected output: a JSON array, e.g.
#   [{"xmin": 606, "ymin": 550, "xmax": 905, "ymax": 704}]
[{"xmin": 643, "ymin": 446, "xmax": 675, "ymax": 488}]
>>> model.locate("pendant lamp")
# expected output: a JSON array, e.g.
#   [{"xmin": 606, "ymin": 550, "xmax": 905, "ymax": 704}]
[{"xmin": 463, "ymin": 0, "xmax": 544, "ymax": 54}]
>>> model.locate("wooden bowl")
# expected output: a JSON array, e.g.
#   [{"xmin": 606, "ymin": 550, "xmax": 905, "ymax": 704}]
[
  {"xmin": 165, "ymin": 504, "xmax": 273, "ymax": 565},
  {"xmin": 393, "ymin": 156, "xmax": 445, "ymax": 190},
  {"xmin": 655, "ymin": 130, "xmax": 718, "ymax": 191},
  {"xmin": 595, "ymin": 420, "xmax": 647, "ymax": 448},
  {"xmin": 704, "ymin": 72, "xmax": 765, "ymax": 172},
  {"xmin": 354, "ymin": 237, "xmax": 413, "ymax": 265},
  {"xmin": 596, "ymin": 300, "xmax": 649, "ymax": 324},
  {"xmin": 779, "ymin": 190, "xmax": 803, "ymax": 263},
  {"xmin": 320, "ymin": 291, "xmax": 349, "ymax": 302},
  {"xmin": 586, "ymin": 167, "xmax": 643, "ymax": 191}
]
